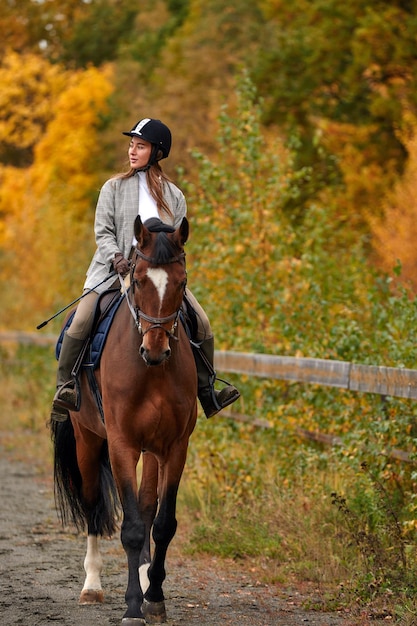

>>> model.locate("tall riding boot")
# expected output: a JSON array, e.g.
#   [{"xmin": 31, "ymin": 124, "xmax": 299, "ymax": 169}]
[
  {"xmin": 193, "ymin": 337, "xmax": 240, "ymax": 418},
  {"xmin": 50, "ymin": 332, "xmax": 85, "ymax": 423}
]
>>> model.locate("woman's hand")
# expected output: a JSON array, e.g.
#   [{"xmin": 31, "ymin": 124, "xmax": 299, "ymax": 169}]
[{"xmin": 112, "ymin": 253, "xmax": 130, "ymax": 276}]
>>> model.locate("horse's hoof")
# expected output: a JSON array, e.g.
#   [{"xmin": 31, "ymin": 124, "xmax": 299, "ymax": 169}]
[
  {"xmin": 79, "ymin": 588, "xmax": 104, "ymax": 604},
  {"xmin": 142, "ymin": 599, "xmax": 167, "ymax": 623},
  {"xmin": 121, "ymin": 619, "xmax": 146, "ymax": 625}
]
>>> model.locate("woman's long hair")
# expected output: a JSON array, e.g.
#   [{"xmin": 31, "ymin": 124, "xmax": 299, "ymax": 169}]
[{"xmin": 116, "ymin": 150, "xmax": 173, "ymax": 220}]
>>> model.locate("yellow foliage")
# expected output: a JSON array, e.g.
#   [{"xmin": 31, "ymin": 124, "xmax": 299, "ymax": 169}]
[
  {"xmin": 370, "ymin": 123, "xmax": 417, "ymax": 290},
  {"xmin": 0, "ymin": 50, "xmax": 67, "ymax": 153},
  {"xmin": 34, "ymin": 65, "xmax": 113, "ymax": 193},
  {"xmin": 317, "ymin": 118, "xmax": 390, "ymax": 229},
  {"xmin": 0, "ymin": 64, "xmax": 114, "ymax": 327}
]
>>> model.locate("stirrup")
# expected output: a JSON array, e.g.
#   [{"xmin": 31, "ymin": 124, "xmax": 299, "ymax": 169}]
[
  {"xmin": 216, "ymin": 385, "xmax": 240, "ymax": 410},
  {"xmin": 53, "ymin": 379, "xmax": 80, "ymax": 412},
  {"xmin": 199, "ymin": 382, "xmax": 240, "ymax": 419}
]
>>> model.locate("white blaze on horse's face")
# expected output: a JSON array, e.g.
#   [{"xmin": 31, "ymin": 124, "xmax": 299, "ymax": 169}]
[{"xmin": 147, "ymin": 268, "xmax": 168, "ymax": 310}]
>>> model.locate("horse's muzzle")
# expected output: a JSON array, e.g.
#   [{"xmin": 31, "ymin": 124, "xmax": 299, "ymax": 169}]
[{"xmin": 139, "ymin": 344, "xmax": 171, "ymax": 366}]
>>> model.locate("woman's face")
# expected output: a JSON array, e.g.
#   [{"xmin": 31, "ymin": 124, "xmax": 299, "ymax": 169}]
[{"xmin": 128, "ymin": 137, "xmax": 152, "ymax": 169}]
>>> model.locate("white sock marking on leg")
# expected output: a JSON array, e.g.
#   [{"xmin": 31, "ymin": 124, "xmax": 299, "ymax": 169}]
[
  {"xmin": 82, "ymin": 535, "xmax": 103, "ymax": 591},
  {"xmin": 139, "ymin": 563, "xmax": 150, "ymax": 594}
]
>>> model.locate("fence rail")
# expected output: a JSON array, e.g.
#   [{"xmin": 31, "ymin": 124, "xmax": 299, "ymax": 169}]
[
  {"xmin": 214, "ymin": 351, "xmax": 417, "ymax": 400},
  {"xmin": 0, "ymin": 331, "xmax": 57, "ymax": 347}
]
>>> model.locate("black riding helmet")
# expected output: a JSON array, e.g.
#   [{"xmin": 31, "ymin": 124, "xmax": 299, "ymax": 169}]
[{"xmin": 123, "ymin": 118, "xmax": 172, "ymax": 169}]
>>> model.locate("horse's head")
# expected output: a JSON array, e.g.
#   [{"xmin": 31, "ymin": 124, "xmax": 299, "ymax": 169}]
[{"xmin": 131, "ymin": 216, "xmax": 189, "ymax": 366}]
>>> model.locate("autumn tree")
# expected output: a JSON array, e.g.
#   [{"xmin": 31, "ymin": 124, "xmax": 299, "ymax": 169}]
[
  {"xmin": 0, "ymin": 64, "xmax": 114, "ymax": 328},
  {"xmin": 58, "ymin": 0, "xmax": 139, "ymax": 67},
  {"xmin": 370, "ymin": 118, "xmax": 417, "ymax": 290},
  {"xmin": 0, "ymin": 50, "xmax": 67, "ymax": 167},
  {"xmin": 0, "ymin": 0, "xmax": 47, "ymax": 55},
  {"xmin": 1, "ymin": 0, "xmax": 142, "ymax": 66},
  {"xmin": 252, "ymin": 0, "xmax": 417, "ymax": 221},
  {"xmin": 117, "ymin": 0, "xmax": 266, "ymax": 176}
]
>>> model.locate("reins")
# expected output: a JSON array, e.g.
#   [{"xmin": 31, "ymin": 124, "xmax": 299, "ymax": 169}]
[{"xmin": 118, "ymin": 274, "xmax": 139, "ymax": 327}]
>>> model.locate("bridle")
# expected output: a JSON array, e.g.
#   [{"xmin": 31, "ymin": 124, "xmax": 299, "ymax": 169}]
[{"xmin": 121, "ymin": 247, "xmax": 187, "ymax": 339}]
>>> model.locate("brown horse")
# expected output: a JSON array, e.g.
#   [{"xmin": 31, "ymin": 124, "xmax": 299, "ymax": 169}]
[{"xmin": 51, "ymin": 216, "xmax": 197, "ymax": 625}]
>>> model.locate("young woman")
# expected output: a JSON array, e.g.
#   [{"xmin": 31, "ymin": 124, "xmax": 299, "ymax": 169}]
[{"xmin": 51, "ymin": 118, "xmax": 240, "ymax": 422}]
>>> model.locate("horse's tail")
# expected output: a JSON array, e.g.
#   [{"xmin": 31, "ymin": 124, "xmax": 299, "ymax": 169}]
[{"xmin": 50, "ymin": 419, "xmax": 120, "ymax": 536}]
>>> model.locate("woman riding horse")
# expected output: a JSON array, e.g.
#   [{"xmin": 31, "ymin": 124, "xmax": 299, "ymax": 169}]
[
  {"xmin": 52, "ymin": 215, "xmax": 199, "ymax": 623},
  {"xmin": 51, "ymin": 117, "xmax": 240, "ymax": 422}
]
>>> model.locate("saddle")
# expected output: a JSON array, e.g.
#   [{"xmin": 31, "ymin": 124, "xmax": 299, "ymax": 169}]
[
  {"xmin": 55, "ymin": 288, "xmax": 123, "ymax": 367},
  {"xmin": 55, "ymin": 288, "xmax": 198, "ymax": 419}
]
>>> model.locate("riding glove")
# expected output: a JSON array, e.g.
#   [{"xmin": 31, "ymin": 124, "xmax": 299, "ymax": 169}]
[{"xmin": 112, "ymin": 253, "xmax": 130, "ymax": 276}]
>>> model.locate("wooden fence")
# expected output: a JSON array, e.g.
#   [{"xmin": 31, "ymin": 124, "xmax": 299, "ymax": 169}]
[
  {"xmin": 214, "ymin": 351, "xmax": 417, "ymax": 401},
  {"xmin": 214, "ymin": 351, "xmax": 417, "ymax": 463}
]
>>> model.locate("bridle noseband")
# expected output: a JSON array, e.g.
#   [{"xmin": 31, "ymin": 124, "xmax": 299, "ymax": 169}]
[
  {"xmin": 135, "ymin": 309, "xmax": 180, "ymax": 338},
  {"xmin": 127, "ymin": 247, "xmax": 187, "ymax": 339}
]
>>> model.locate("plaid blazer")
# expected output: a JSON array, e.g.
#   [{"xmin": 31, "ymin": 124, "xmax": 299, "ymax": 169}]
[{"xmin": 84, "ymin": 174, "xmax": 187, "ymax": 292}]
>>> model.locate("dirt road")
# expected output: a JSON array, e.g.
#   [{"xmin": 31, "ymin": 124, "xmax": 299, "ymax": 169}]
[{"xmin": 0, "ymin": 450, "xmax": 378, "ymax": 626}]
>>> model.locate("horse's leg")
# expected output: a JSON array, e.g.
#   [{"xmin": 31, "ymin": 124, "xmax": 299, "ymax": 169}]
[
  {"xmin": 78, "ymin": 441, "xmax": 105, "ymax": 604},
  {"xmin": 72, "ymin": 421, "xmax": 115, "ymax": 605},
  {"xmin": 138, "ymin": 452, "xmax": 158, "ymax": 596},
  {"xmin": 110, "ymin": 445, "xmax": 147, "ymax": 624},
  {"xmin": 79, "ymin": 534, "xmax": 104, "ymax": 604},
  {"xmin": 142, "ymin": 440, "xmax": 189, "ymax": 623}
]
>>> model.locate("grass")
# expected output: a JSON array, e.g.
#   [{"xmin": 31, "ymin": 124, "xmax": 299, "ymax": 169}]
[
  {"xmin": 178, "ymin": 472, "xmax": 352, "ymax": 586},
  {"xmin": 179, "ymin": 422, "xmax": 354, "ymax": 575},
  {"xmin": 0, "ymin": 342, "xmax": 56, "ymax": 473}
]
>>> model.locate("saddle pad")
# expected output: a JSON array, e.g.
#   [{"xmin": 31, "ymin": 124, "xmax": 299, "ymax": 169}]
[{"xmin": 55, "ymin": 292, "xmax": 123, "ymax": 369}]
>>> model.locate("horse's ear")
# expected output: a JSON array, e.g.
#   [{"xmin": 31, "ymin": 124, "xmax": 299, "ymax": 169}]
[
  {"xmin": 179, "ymin": 217, "xmax": 189, "ymax": 245},
  {"xmin": 134, "ymin": 215, "xmax": 150, "ymax": 247},
  {"xmin": 134, "ymin": 215, "xmax": 143, "ymax": 241}
]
